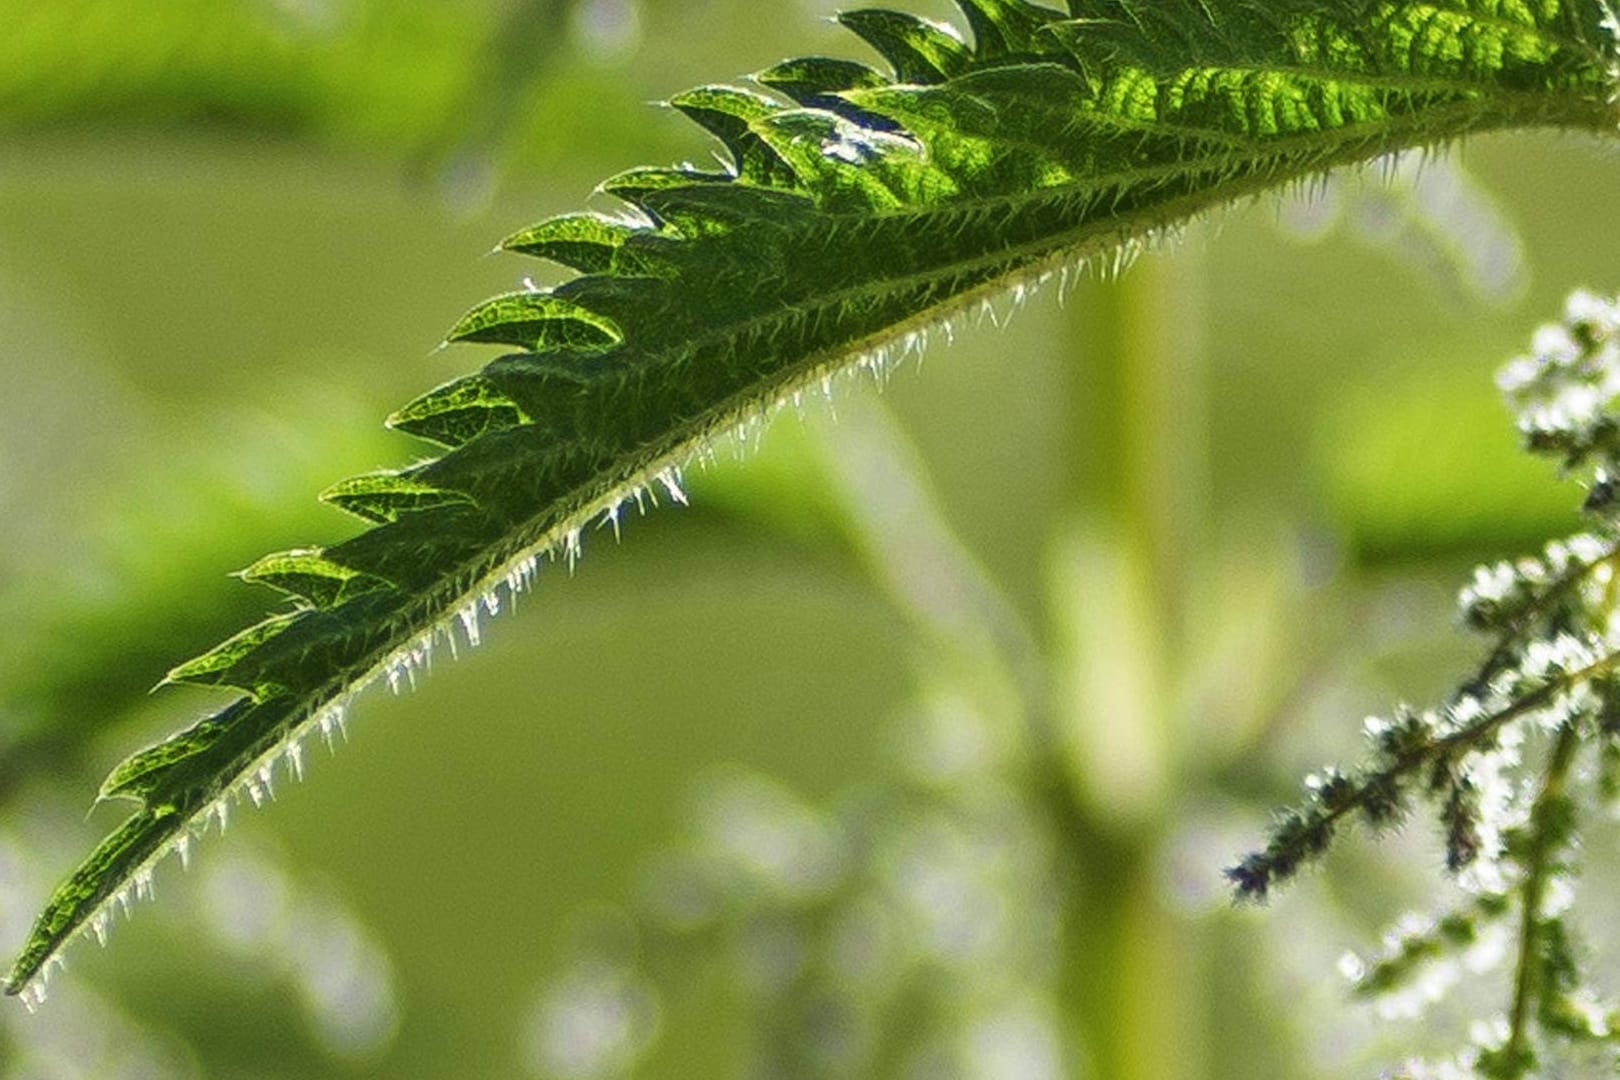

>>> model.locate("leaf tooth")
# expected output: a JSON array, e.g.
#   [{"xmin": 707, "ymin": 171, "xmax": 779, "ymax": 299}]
[
  {"xmin": 99, "ymin": 703, "xmax": 246, "ymax": 803},
  {"xmin": 471, "ymin": 353, "xmax": 610, "ymax": 440},
  {"xmin": 670, "ymin": 84, "xmax": 779, "ymax": 129},
  {"xmin": 755, "ymin": 56, "xmax": 904, "ymax": 131},
  {"xmin": 407, "ymin": 424, "xmax": 605, "ymax": 526},
  {"xmin": 322, "ymin": 506, "xmax": 492, "ymax": 591},
  {"xmin": 500, "ymin": 213, "xmax": 640, "ymax": 273},
  {"xmin": 320, "ymin": 471, "xmax": 480, "ymax": 523},
  {"xmin": 836, "ymin": 9, "xmax": 974, "ymax": 83},
  {"xmin": 632, "ymin": 183, "xmax": 816, "ymax": 239},
  {"xmin": 445, "ymin": 291, "xmax": 624, "ymax": 352},
  {"xmin": 237, "ymin": 549, "xmax": 391, "ymax": 609},
  {"xmin": 668, "ymin": 85, "xmax": 798, "ymax": 186},
  {"xmin": 598, "ymin": 166, "xmax": 733, "ymax": 218},
  {"xmin": 949, "ymin": 0, "xmax": 1064, "ymax": 57},
  {"xmin": 163, "ymin": 612, "xmax": 303, "ymax": 694},
  {"xmin": 756, "ymin": 56, "xmax": 889, "ymax": 102},
  {"xmin": 385, "ymin": 375, "xmax": 529, "ymax": 450},
  {"xmin": 842, "ymin": 69, "xmax": 1102, "ymax": 190}
]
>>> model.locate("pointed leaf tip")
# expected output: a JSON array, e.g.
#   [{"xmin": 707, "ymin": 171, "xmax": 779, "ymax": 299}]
[
  {"xmin": 501, "ymin": 213, "xmax": 639, "ymax": 274},
  {"xmin": 948, "ymin": 0, "xmax": 1061, "ymax": 57},
  {"xmin": 836, "ymin": 9, "xmax": 973, "ymax": 83},
  {"xmin": 756, "ymin": 56, "xmax": 888, "ymax": 100},
  {"xmin": 165, "ymin": 612, "xmax": 302, "ymax": 692},
  {"xmin": 239, "ymin": 550, "xmax": 390, "ymax": 608},
  {"xmin": 321, "ymin": 472, "xmax": 480, "ymax": 523},
  {"xmin": 598, "ymin": 166, "xmax": 734, "ymax": 214},
  {"xmin": 99, "ymin": 703, "xmax": 247, "ymax": 803},
  {"xmin": 446, "ymin": 292, "xmax": 623, "ymax": 352},
  {"xmin": 385, "ymin": 376, "xmax": 528, "ymax": 449},
  {"xmin": 6, "ymin": 811, "xmax": 181, "ymax": 996},
  {"xmin": 669, "ymin": 85, "xmax": 801, "ymax": 185}
]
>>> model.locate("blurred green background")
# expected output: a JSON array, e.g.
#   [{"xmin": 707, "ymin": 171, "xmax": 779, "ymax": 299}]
[{"xmin": 2, "ymin": 1, "xmax": 1619, "ymax": 1077}]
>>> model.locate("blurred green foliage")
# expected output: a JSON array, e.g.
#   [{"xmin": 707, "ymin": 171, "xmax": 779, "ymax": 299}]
[{"xmin": 3, "ymin": 1, "xmax": 1620, "ymax": 1077}]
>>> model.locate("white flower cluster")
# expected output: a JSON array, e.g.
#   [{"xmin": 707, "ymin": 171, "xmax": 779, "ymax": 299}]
[
  {"xmin": 1513, "ymin": 631, "xmax": 1601, "ymax": 688},
  {"xmin": 1249, "ymin": 292, "xmax": 1620, "ymax": 1077},
  {"xmin": 1497, "ymin": 290, "xmax": 1620, "ymax": 460},
  {"xmin": 1458, "ymin": 533, "xmax": 1612, "ymax": 633}
]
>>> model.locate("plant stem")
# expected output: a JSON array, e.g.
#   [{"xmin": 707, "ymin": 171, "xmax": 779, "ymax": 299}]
[
  {"xmin": 1051, "ymin": 249, "xmax": 1209, "ymax": 1078},
  {"xmin": 1498, "ymin": 721, "xmax": 1582, "ymax": 1075}
]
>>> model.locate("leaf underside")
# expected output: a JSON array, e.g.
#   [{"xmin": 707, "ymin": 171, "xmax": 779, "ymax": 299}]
[{"xmin": 9, "ymin": 0, "xmax": 1617, "ymax": 998}]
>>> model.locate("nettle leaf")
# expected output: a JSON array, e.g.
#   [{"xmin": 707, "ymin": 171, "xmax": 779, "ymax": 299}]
[
  {"xmin": 385, "ymin": 376, "xmax": 528, "ymax": 449},
  {"xmin": 161, "ymin": 613, "xmax": 305, "ymax": 695},
  {"xmin": 9, "ymin": 0, "xmax": 1619, "ymax": 1005},
  {"xmin": 238, "ymin": 550, "xmax": 391, "ymax": 609},
  {"xmin": 444, "ymin": 292, "xmax": 624, "ymax": 351},
  {"xmin": 319, "ymin": 472, "xmax": 480, "ymax": 525},
  {"xmin": 837, "ymin": 9, "xmax": 976, "ymax": 82},
  {"xmin": 499, "ymin": 213, "xmax": 640, "ymax": 273}
]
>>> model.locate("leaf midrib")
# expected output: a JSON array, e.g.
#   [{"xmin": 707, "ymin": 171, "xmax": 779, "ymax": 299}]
[
  {"xmin": 287, "ymin": 88, "xmax": 1614, "ymax": 755},
  {"xmin": 636, "ymin": 88, "xmax": 1612, "ymax": 373}
]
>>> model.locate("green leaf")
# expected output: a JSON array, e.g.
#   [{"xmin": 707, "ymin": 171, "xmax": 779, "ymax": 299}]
[
  {"xmin": 384, "ymin": 376, "xmax": 528, "ymax": 449},
  {"xmin": 599, "ymin": 165, "xmax": 730, "ymax": 205},
  {"xmin": 163, "ymin": 612, "xmax": 305, "ymax": 694},
  {"xmin": 837, "ymin": 9, "xmax": 975, "ymax": 83},
  {"xmin": 755, "ymin": 56, "xmax": 888, "ymax": 101},
  {"xmin": 12, "ymin": 0, "xmax": 1620, "ymax": 1000},
  {"xmin": 670, "ymin": 86, "xmax": 800, "ymax": 186},
  {"xmin": 501, "ymin": 213, "xmax": 639, "ymax": 273},
  {"xmin": 320, "ymin": 472, "xmax": 480, "ymax": 524},
  {"xmin": 98, "ymin": 701, "xmax": 251, "ymax": 804},
  {"xmin": 444, "ymin": 291, "xmax": 624, "ymax": 351},
  {"xmin": 948, "ymin": 0, "xmax": 1058, "ymax": 58},
  {"xmin": 238, "ymin": 550, "xmax": 391, "ymax": 609}
]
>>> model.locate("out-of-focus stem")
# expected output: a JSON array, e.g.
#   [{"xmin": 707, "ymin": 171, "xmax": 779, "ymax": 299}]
[{"xmin": 1049, "ymin": 246, "xmax": 1209, "ymax": 1079}]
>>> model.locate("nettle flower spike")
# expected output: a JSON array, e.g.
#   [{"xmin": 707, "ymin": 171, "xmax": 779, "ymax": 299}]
[
  {"xmin": 1499, "ymin": 289, "xmax": 1620, "ymax": 468},
  {"xmin": 1234, "ymin": 291, "xmax": 1620, "ymax": 1078}
]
